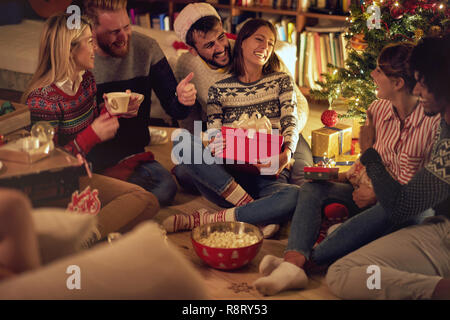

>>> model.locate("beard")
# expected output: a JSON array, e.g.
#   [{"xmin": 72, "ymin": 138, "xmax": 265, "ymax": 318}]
[
  {"xmin": 96, "ymin": 36, "xmax": 130, "ymax": 58},
  {"xmin": 424, "ymin": 110, "xmax": 439, "ymax": 117},
  {"xmin": 197, "ymin": 45, "xmax": 232, "ymax": 69}
]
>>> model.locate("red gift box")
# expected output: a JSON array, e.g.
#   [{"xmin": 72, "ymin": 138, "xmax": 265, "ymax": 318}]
[
  {"xmin": 220, "ymin": 126, "xmax": 284, "ymax": 164},
  {"xmin": 304, "ymin": 166, "xmax": 339, "ymax": 180}
]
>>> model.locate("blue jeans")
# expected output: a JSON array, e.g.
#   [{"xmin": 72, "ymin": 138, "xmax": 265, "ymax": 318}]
[
  {"xmin": 286, "ymin": 181, "xmax": 434, "ymax": 266},
  {"xmin": 289, "ymin": 134, "xmax": 313, "ymax": 187},
  {"xmin": 127, "ymin": 160, "xmax": 177, "ymax": 206},
  {"xmin": 172, "ymin": 132, "xmax": 299, "ymax": 225}
]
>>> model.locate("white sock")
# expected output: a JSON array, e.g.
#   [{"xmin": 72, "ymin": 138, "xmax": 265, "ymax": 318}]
[
  {"xmin": 253, "ymin": 262, "xmax": 308, "ymax": 296},
  {"xmin": 260, "ymin": 224, "xmax": 280, "ymax": 239},
  {"xmin": 327, "ymin": 223, "xmax": 342, "ymax": 236},
  {"xmin": 259, "ymin": 255, "xmax": 284, "ymax": 276}
]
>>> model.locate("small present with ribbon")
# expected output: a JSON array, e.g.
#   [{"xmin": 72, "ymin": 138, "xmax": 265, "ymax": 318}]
[
  {"xmin": 304, "ymin": 157, "xmax": 339, "ymax": 180},
  {"xmin": 311, "ymin": 123, "xmax": 352, "ymax": 160}
]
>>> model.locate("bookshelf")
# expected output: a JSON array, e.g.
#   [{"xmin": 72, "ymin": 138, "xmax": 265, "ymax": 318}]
[{"xmin": 130, "ymin": 0, "xmax": 351, "ymax": 98}]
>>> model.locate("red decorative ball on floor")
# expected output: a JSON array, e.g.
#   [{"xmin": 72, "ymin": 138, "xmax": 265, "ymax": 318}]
[{"xmin": 321, "ymin": 109, "xmax": 338, "ymax": 127}]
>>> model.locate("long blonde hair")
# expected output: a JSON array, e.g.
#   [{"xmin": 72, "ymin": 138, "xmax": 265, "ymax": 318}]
[{"xmin": 22, "ymin": 13, "xmax": 92, "ymax": 103}]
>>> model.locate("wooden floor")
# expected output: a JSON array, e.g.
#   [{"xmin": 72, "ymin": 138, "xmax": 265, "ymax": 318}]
[{"xmin": 149, "ymin": 102, "xmax": 340, "ymax": 300}]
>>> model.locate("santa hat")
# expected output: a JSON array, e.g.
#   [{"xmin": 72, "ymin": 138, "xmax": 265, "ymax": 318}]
[{"xmin": 174, "ymin": 3, "xmax": 221, "ymax": 43}]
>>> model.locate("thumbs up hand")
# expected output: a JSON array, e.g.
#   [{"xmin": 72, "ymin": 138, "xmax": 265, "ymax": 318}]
[
  {"xmin": 176, "ymin": 72, "xmax": 197, "ymax": 106},
  {"xmin": 359, "ymin": 110, "xmax": 376, "ymax": 153}
]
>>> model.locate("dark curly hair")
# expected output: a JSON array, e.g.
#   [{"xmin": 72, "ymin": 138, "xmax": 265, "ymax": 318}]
[{"xmin": 409, "ymin": 34, "xmax": 450, "ymax": 104}]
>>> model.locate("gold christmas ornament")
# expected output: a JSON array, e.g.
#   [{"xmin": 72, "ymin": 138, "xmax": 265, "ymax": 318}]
[
  {"xmin": 350, "ymin": 34, "xmax": 368, "ymax": 51},
  {"xmin": 429, "ymin": 25, "xmax": 442, "ymax": 37},
  {"xmin": 414, "ymin": 28, "xmax": 424, "ymax": 40}
]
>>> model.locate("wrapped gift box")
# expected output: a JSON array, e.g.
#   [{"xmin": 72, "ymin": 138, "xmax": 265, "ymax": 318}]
[
  {"xmin": 311, "ymin": 124, "xmax": 352, "ymax": 159},
  {"xmin": 220, "ymin": 126, "xmax": 284, "ymax": 164},
  {"xmin": 219, "ymin": 127, "xmax": 283, "ymax": 174},
  {"xmin": 304, "ymin": 166, "xmax": 339, "ymax": 180},
  {"xmin": 338, "ymin": 117, "xmax": 363, "ymax": 139},
  {"xmin": 335, "ymin": 154, "xmax": 360, "ymax": 166},
  {"xmin": 0, "ymin": 100, "xmax": 31, "ymax": 135}
]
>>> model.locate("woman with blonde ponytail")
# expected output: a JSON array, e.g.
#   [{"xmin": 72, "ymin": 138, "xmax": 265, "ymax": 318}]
[{"xmin": 23, "ymin": 13, "xmax": 159, "ymax": 244}]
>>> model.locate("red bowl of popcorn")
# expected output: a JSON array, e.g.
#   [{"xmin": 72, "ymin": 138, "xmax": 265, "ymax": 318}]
[{"xmin": 191, "ymin": 221, "xmax": 263, "ymax": 270}]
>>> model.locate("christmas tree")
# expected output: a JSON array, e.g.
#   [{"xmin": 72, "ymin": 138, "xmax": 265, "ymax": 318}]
[{"xmin": 310, "ymin": 0, "xmax": 450, "ymax": 120}]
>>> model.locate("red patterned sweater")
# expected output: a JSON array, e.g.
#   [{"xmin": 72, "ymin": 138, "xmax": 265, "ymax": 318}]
[{"xmin": 26, "ymin": 71, "xmax": 102, "ymax": 157}]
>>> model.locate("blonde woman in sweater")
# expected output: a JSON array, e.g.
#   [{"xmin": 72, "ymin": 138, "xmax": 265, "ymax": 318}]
[{"xmin": 23, "ymin": 13, "xmax": 158, "ymax": 243}]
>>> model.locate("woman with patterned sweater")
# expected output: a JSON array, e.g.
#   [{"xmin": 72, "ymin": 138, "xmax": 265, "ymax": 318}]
[
  {"xmin": 163, "ymin": 19, "xmax": 300, "ymax": 237},
  {"xmin": 22, "ymin": 14, "xmax": 158, "ymax": 244}
]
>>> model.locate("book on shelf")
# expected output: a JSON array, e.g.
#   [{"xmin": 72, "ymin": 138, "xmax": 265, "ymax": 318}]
[
  {"xmin": 275, "ymin": 21, "xmax": 287, "ymax": 42},
  {"xmin": 329, "ymin": 32, "xmax": 337, "ymax": 67},
  {"xmin": 313, "ymin": 32, "xmax": 323, "ymax": 82},
  {"xmin": 334, "ymin": 33, "xmax": 343, "ymax": 68},
  {"xmin": 340, "ymin": 32, "xmax": 349, "ymax": 63},
  {"xmin": 319, "ymin": 33, "xmax": 328, "ymax": 75},
  {"xmin": 136, "ymin": 12, "xmax": 151, "ymax": 29},
  {"xmin": 298, "ymin": 32, "xmax": 307, "ymax": 87},
  {"xmin": 151, "ymin": 14, "xmax": 160, "ymax": 30},
  {"xmin": 129, "ymin": 8, "xmax": 136, "ymax": 25},
  {"xmin": 322, "ymin": 33, "xmax": 332, "ymax": 72},
  {"xmin": 287, "ymin": 21, "xmax": 296, "ymax": 44},
  {"xmin": 241, "ymin": 0, "xmax": 255, "ymax": 6}
]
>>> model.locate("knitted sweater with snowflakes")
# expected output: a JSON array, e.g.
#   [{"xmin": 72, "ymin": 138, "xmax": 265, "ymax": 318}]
[{"xmin": 207, "ymin": 71, "xmax": 299, "ymax": 153}]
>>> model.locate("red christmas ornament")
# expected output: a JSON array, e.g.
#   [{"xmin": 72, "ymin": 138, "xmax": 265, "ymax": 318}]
[
  {"xmin": 321, "ymin": 109, "xmax": 338, "ymax": 127},
  {"xmin": 390, "ymin": 2, "xmax": 405, "ymax": 19}
]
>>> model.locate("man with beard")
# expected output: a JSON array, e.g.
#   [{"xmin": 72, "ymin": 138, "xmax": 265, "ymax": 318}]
[
  {"xmin": 173, "ymin": 2, "xmax": 313, "ymax": 187},
  {"xmin": 326, "ymin": 34, "xmax": 450, "ymax": 300},
  {"xmin": 83, "ymin": 0, "xmax": 198, "ymax": 207}
]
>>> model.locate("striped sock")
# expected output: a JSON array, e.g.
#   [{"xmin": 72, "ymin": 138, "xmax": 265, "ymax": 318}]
[
  {"xmin": 223, "ymin": 183, "xmax": 254, "ymax": 207},
  {"xmin": 162, "ymin": 208, "xmax": 236, "ymax": 233}
]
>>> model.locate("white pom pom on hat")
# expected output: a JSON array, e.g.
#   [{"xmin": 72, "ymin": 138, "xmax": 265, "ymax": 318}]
[{"xmin": 174, "ymin": 2, "xmax": 221, "ymax": 43}]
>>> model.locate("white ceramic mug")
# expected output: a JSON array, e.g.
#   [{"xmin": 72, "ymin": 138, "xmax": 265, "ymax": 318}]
[{"xmin": 105, "ymin": 92, "xmax": 131, "ymax": 114}]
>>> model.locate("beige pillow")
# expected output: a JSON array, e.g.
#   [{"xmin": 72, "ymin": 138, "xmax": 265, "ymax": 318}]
[
  {"xmin": 32, "ymin": 208, "xmax": 97, "ymax": 265},
  {"xmin": 0, "ymin": 221, "xmax": 209, "ymax": 299}
]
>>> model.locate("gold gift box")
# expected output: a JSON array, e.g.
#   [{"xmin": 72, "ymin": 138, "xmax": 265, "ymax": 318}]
[{"xmin": 311, "ymin": 124, "xmax": 352, "ymax": 158}]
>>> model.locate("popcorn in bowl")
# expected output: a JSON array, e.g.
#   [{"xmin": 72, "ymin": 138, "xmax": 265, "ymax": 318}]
[
  {"xmin": 197, "ymin": 231, "xmax": 260, "ymax": 248},
  {"xmin": 191, "ymin": 221, "xmax": 263, "ymax": 270}
]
